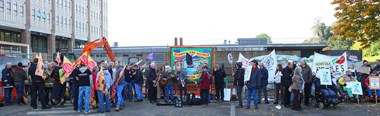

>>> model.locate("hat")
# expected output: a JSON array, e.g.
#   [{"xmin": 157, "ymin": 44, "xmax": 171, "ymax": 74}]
[{"xmin": 18, "ymin": 62, "xmax": 23, "ymax": 67}]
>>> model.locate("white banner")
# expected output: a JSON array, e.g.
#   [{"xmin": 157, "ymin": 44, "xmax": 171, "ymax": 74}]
[
  {"xmin": 318, "ymin": 69, "xmax": 332, "ymax": 85},
  {"xmin": 244, "ymin": 64, "xmax": 252, "ymax": 82},
  {"xmin": 312, "ymin": 52, "xmax": 348, "ymax": 78},
  {"xmin": 261, "ymin": 50, "xmax": 277, "ymax": 83},
  {"xmin": 237, "ymin": 53, "xmax": 249, "ymax": 69}
]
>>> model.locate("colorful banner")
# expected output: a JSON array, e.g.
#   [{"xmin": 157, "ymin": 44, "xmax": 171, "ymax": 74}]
[
  {"xmin": 35, "ymin": 53, "xmax": 44, "ymax": 78},
  {"xmin": 312, "ymin": 52, "xmax": 348, "ymax": 78},
  {"xmin": 261, "ymin": 50, "xmax": 278, "ymax": 83},
  {"xmin": 171, "ymin": 47, "xmax": 213, "ymax": 82},
  {"xmin": 88, "ymin": 56, "xmax": 97, "ymax": 71}
]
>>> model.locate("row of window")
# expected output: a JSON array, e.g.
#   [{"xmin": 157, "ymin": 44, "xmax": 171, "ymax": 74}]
[
  {"xmin": 0, "ymin": 0, "xmax": 24, "ymax": 17},
  {"xmin": 56, "ymin": 0, "xmax": 70, "ymax": 9},
  {"xmin": 56, "ymin": 38, "xmax": 68, "ymax": 52},
  {"xmin": 56, "ymin": 15, "xmax": 71, "ymax": 28},
  {"xmin": 0, "ymin": 29, "xmax": 21, "ymax": 43},
  {"xmin": 31, "ymin": 7, "xmax": 51, "ymax": 22},
  {"xmin": 76, "ymin": 21, "xmax": 87, "ymax": 33},
  {"xmin": 31, "ymin": 35, "xmax": 48, "ymax": 53}
]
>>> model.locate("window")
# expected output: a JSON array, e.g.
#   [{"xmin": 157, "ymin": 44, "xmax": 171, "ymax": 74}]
[
  {"xmin": 64, "ymin": 17, "xmax": 67, "ymax": 27},
  {"xmin": 19, "ymin": 3, "xmax": 24, "ymax": 16},
  {"xmin": 0, "ymin": 0, "xmax": 3, "ymax": 12},
  {"xmin": 78, "ymin": 22, "xmax": 81, "ymax": 31},
  {"xmin": 0, "ymin": 31, "xmax": 4, "ymax": 41},
  {"xmin": 60, "ymin": 16, "xmax": 63, "ymax": 25},
  {"xmin": 42, "ymin": 11, "xmax": 46, "ymax": 21},
  {"xmin": 56, "ymin": 16, "xmax": 59, "ymax": 25},
  {"xmin": 82, "ymin": 22, "xmax": 84, "ymax": 32},
  {"xmin": 37, "ymin": 9, "xmax": 41, "ymax": 20},
  {"xmin": 60, "ymin": 0, "xmax": 62, "ymax": 7},
  {"xmin": 68, "ymin": 19, "xmax": 70, "ymax": 28},
  {"xmin": 4, "ymin": 31, "xmax": 10, "ymax": 42},
  {"xmin": 6, "ymin": 0, "xmax": 10, "ymax": 14},
  {"xmin": 47, "ymin": 12, "xmax": 50, "ymax": 22},
  {"xmin": 13, "ymin": 2, "xmax": 16, "ymax": 15},
  {"xmin": 31, "ymin": 35, "xmax": 48, "ymax": 53},
  {"xmin": 32, "ymin": 7, "xmax": 35, "ymax": 19}
]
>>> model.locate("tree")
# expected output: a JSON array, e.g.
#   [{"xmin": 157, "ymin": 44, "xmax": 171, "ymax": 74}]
[
  {"xmin": 256, "ymin": 33, "xmax": 272, "ymax": 43},
  {"xmin": 331, "ymin": 0, "xmax": 380, "ymax": 48},
  {"xmin": 328, "ymin": 36, "xmax": 354, "ymax": 50},
  {"xmin": 311, "ymin": 19, "xmax": 333, "ymax": 42}
]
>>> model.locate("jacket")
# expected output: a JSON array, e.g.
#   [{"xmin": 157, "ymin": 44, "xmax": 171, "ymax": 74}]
[
  {"xmin": 249, "ymin": 67, "xmax": 261, "ymax": 89},
  {"xmin": 282, "ymin": 66, "xmax": 294, "ymax": 87},
  {"xmin": 176, "ymin": 70, "xmax": 186, "ymax": 86},
  {"xmin": 113, "ymin": 66, "xmax": 125, "ymax": 86},
  {"xmin": 213, "ymin": 68, "xmax": 226, "ymax": 86},
  {"xmin": 301, "ymin": 65, "xmax": 313, "ymax": 84},
  {"xmin": 108, "ymin": 67, "xmax": 114, "ymax": 80},
  {"xmin": 77, "ymin": 67, "xmax": 92, "ymax": 86},
  {"xmin": 374, "ymin": 65, "xmax": 380, "ymax": 73},
  {"xmin": 133, "ymin": 69, "xmax": 144, "ymax": 85},
  {"xmin": 199, "ymin": 71, "xmax": 211, "ymax": 89},
  {"xmin": 124, "ymin": 69, "xmax": 133, "ymax": 83},
  {"xmin": 260, "ymin": 67, "xmax": 268, "ymax": 86},
  {"xmin": 163, "ymin": 71, "xmax": 175, "ymax": 86},
  {"xmin": 13, "ymin": 67, "xmax": 27, "ymax": 84},
  {"xmin": 291, "ymin": 75, "xmax": 303, "ymax": 91},
  {"xmin": 50, "ymin": 66, "xmax": 61, "ymax": 83},
  {"xmin": 2, "ymin": 67, "xmax": 12, "ymax": 85},
  {"xmin": 146, "ymin": 68, "xmax": 156, "ymax": 85},
  {"xmin": 233, "ymin": 62, "xmax": 245, "ymax": 87}
]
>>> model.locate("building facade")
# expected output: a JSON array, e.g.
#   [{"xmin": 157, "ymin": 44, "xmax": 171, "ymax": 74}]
[{"xmin": 0, "ymin": 0, "xmax": 108, "ymax": 59}]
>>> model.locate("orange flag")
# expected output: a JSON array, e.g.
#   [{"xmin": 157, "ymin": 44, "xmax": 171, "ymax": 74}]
[
  {"xmin": 60, "ymin": 56, "xmax": 73, "ymax": 83},
  {"xmin": 88, "ymin": 56, "xmax": 97, "ymax": 71},
  {"xmin": 97, "ymin": 67, "xmax": 107, "ymax": 94},
  {"xmin": 60, "ymin": 52, "xmax": 88, "ymax": 84},
  {"xmin": 35, "ymin": 53, "xmax": 45, "ymax": 78},
  {"xmin": 56, "ymin": 52, "xmax": 61, "ymax": 64}
]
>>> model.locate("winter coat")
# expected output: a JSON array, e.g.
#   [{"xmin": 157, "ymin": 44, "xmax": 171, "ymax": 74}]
[
  {"xmin": 260, "ymin": 67, "xmax": 268, "ymax": 87},
  {"xmin": 291, "ymin": 75, "xmax": 303, "ymax": 91},
  {"xmin": 28, "ymin": 63, "xmax": 43, "ymax": 83},
  {"xmin": 301, "ymin": 65, "xmax": 313, "ymax": 84},
  {"xmin": 199, "ymin": 71, "xmax": 211, "ymax": 89},
  {"xmin": 133, "ymin": 69, "xmax": 144, "ymax": 85},
  {"xmin": 113, "ymin": 66, "xmax": 125, "ymax": 86},
  {"xmin": 146, "ymin": 68, "xmax": 157, "ymax": 85},
  {"xmin": 249, "ymin": 67, "xmax": 261, "ymax": 89},
  {"xmin": 2, "ymin": 67, "xmax": 12, "ymax": 85},
  {"xmin": 282, "ymin": 66, "xmax": 294, "ymax": 87},
  {"xmin": 13, "ymin": 67, "xmax": 27, "ymax": 84},
  {"xmin": 213, "ymin": 68, "xmax": 227, "ymax": 86},
  {"xmin": 233, "ymin": 62, "xmax": 245, "ymax": 87}
]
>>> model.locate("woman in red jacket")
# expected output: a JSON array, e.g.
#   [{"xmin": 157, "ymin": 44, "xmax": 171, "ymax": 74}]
[{"xmin": 199, "ymin": 65, "xmax": 211, "ymax": 107}]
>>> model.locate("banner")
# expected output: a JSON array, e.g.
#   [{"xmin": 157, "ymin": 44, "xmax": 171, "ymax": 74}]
[
  {"xmin": 312, "ymin": 52, "xmax": 348, "ymax": 78},
  {"xmin": 35, "ymin": 53, "xmax": 44, "ymax": 78},
  {"xmin": 171, "ymin": 47, "xmax": 213, "ymax": 82},
  {"xmin": 261, "ymin": 50, "xmax": 278, "ymax": 83},
  {"xmin": 244, "ymin": 64, "xmax": 252, "ymax": 82},
  {"xmin": 237, "ymin": 53, "xmax": 249, "ymax": 69},
  {"xmin": 88, "ymin": 56, "xmax": 97, "ymax": 71},
  {"xmin": 350, "ymin": 82, "xmax": 363, "ymax": 95},
  {"xmin": 227, "ymin": 53, "xmax": 233, "ymax": 64}
]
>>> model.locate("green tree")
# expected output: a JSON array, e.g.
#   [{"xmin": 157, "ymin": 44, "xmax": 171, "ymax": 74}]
[
  {"xmin": 331, "ymin": 0, "xmax": 380, "ymax": 48},
  {"xmin": 311, "ymin": 19, "xmax": 333, "ymax": 42},
  {"xmin": 256, "ymin": 33, "xmax": 272, "ymax": 43}
]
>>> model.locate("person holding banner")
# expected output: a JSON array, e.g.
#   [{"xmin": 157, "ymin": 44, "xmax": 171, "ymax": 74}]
[
  {"xmin": 364, "ymin": 72, "xmax": 380, "ymax": 100},
  {"xmin": 29, "ymin": 58, "xmax": 51, "ymax": 109},
  {"xmin": 133, "ymin": 64, "xmax": 144, "ymax": 102},
  {"xmin": 282, "ymin": 62, "xmax": 294, "ymax": 108},
  {"xmin": 96, "ymin": 63, "xmax": 112, "ymax": 113},
  {"xmin": 113, "ymin": 61, "xmax": 125, "ymax": 111},
  {"xmin": 233, "ymin": 62, "xmax": 245, "ymax": 108}
]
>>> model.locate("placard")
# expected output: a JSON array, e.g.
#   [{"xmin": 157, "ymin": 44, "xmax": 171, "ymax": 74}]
[
  {"xmin": 369, "ymin": 76, "xmax": 380, "ymax": 89},
  {"xmin": 318, "ymin": 69, "xmax": 332, "ymax": 85},
  {"xmin": 350, "ymin": 82, "xmax": 363, "ymax": 95},
  {"xmin": 358, "ymin": 66, "xmax": 371, "ymax": 74},
  {"xmin": 223, "ymin": 88, "xmax": 231, "ymax": 101}
]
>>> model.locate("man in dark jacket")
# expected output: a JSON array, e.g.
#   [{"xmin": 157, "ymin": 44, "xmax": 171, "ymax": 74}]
[
  {"xmin": 133, "ymin": 65, "xmax": 144, "ymax": 102},
  {"xmin": 300, "ymin": 59, "xmax": 313, "ymax": 106},
  {"xmin": 14, "ymin": 62, "xmax": 27, "ymax": 106},
  {"xmin": 282, "ymin": 62, "xmax": 294, "ymax": 108},
  {"xmin": 50, "ymin": 61, "xmax": 65, "ymax": 107},
  {"xmin": 213, "ymin": 64, "xmax": 226, "ymax": 102},
  {"xmin": 247, "ymin": 60, "xmax": 261, "ymax": 109},
  {"xmin": 258, "ymin": 63, "xmax": 269, "ymax": 104},
  {"xmin": 29, "ymin": 58, "xmax": 50, "ymax": 109},
  {"xmin": 124, "ymin": 65, "xmax": 133, "ymax": 101},
  {"xmin": 2, "ymin": 62, "xmax": 13, "ymax": 106},
  {"xmin": 233, "ymin": 62, "xmax": 245, "ymax": 108},
  {"xmin": 146, "ymin": 63, "xmax": 157, "ymax": 103},
  {"xmin": 163, "ymin": 67, "xmax": 176, "ymax": 103}
]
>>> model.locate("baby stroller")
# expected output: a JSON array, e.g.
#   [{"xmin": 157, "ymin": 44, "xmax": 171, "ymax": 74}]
[{"xmin": 310, "ymin": 78, "xmax": 340, "ymax": 109}]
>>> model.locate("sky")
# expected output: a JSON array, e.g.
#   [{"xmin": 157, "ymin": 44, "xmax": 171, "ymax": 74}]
[{"xmin": 108, "ymin": 0, "xmax": 337, "ymax": 46}]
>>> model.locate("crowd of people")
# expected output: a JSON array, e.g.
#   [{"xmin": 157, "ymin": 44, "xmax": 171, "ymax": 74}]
[{"xmin": 1, "ymin": 57, "xmax": 380, "ymax": 113}]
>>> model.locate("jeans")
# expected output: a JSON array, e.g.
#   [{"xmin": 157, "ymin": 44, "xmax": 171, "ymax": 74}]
[
  {"xmin": 125, "ymin": 82, "xmax": 133, "ymax": 101},
  {"xmin": 73, "ymin": 84, "xmax": 79, "ymax": 110},
  {"xmin": 366, "ymin": 88, "xmax": 380, "ymax": 96},
  {"xmin": 236, "ymin": 86, "xmax": 243, "ymax": 106},
  {"xmin": 15, "ymin": 83, "xmax": 24, "ymax": 104},
  {"xmin": 200, "ymin": 89, "xmax": 209, "ymax": 105},
  {"xmin": 135, "ymin": 84, "xmax": 143, "ymax": 100},
  {"xmin": 116, "ymin": 85, "xmax": 124, "ymax": 107},
  {"xmin": 321, "ymin": 89, "xmax": 337, "ymax": 104},
  {"xmin": 78, "ymin": 86, "xmax": 91, "ymax": 112},
  {"xmin": 274, "ymin": 84, "xmax": 282, "ymax": 103},
  {"xmin": 4, "ymin": 88, "xmax": 12, "ymax": 105},
  {"xmin": 247, "ymin": 88, "xmax": 258, "ymax": 108},
  {"xmin": 97, "ymin": 90, "xmax": 111, "ymax": 112},
  {"xmin": 215, "ymin": 83, "xmax": 224, "ymax": 101},
  {"xmin": 178, "ymin": 84, "xmax": 187, "ymax": 100},
  {"xmin": 164, "ymin": 85, "xmax": 174, "ymax": 102},
  {"xmin": 258, "ymin": 85, "xmax": 269, "ymax": 103}
]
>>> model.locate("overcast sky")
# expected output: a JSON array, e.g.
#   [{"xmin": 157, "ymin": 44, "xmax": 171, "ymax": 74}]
[{"xmin": 108, "ymin": 0, "xmax": 337, "ymax": 46}]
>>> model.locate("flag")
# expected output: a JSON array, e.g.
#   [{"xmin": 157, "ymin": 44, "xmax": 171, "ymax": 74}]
[
  {"xmin": 60, "ymin": 52, "xmax": 88, "ymax": 84},
  {"xmin": 61, "ymin": 56, "xmax": 73, "ymax": 83},
  {"xmin": 146, "ymin": 52, "xmax": 154, "ymax": 61},
  {"xmin": 260, "ymin": 50, "xmax": 277, "ymax": 83},
  {"xmin": 35, "ymin": 53, "xmax": 44, "ymax": 78},
  {"xmin": 88, "ymin": 56, "xmax": 97, "ymax": 71},
  {"xmin": 97, "ymin": 67, "xmax": 107, "ymax": 94},
  {"xmin": 186, "ymin": 53, "xmax": 193, "ymax": 66},
  {"xmin": 111, "ymin": 64, "xmax": 128, "ymax": 99},
  {"xmin": 56, "ymin": 52, "xmax": 61, "ymax": 64},
  {"xmin": 79, "ymin": 52, "xmax": 89, "ymax": 65},
  {"xmin": 237, "ymin": 53, "xmax": 249, "ymax": 69}
]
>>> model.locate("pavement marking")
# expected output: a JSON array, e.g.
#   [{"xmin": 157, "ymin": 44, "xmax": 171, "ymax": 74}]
[
  {"xmin": 230, "ymin": 102, "xmax": 235, "ymax": 116},
  {"xmin": 26, "ymin": 110, "xmax": 78, "ymax": 115}
]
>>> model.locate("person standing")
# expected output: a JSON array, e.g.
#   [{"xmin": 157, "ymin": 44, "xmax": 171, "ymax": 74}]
[
  {"xmin": 156, "ymin": 66, "xmax": 165, "ymax": 100},
  {"xmin": 176, "ymin": 66, "xmax": 187, "ymax": 101},
  {"xmin": 124, "ymin": 65, "xmax": 134, "ymax": 102},
  {"xmin": 163, "ymin": 67, "xmax": 175, "ymax": 103},
  {"xmin": 300, "ymin": 59, "xmax": 312, "ymax": 106},
  {"xmin": 199, "ymin": 65, "xmax": 211, "ymax": 107},
  {"xmin": 282, "ymin": 62, "xmax": 294, "ymax": 108},
  {"xmin": 373, "ymin": 59, "xmax": 380, "ymax": 75},
  {"xmin": 146, "ymin": 63, "xmax": 157, "ymax": 103},
  {"xmin": 70, "ymin": 66, "xmax": 80, "ymax": 111},
  {"xmin": 258, "ymin": 63, "xmax": 269, "ymax": 104},
  {"xmin": 233, "ymin": 62, "xmax": 245, "ymax": 108},
  {"xmin": 213, "ymin": 64, "xmax": 226, "ymax": 102},
  {"xmin": 291, "ymin": 66, "xmax": 303, "ymax": 110},
  {"xmin": 13, "ymin": 62, "xmax": 27, "ymax": 106},
  {"xmin": 273, "ymin": 64, "xmax": 283, "ymax": 104},
  {"xmin": 246, "ymin": 60, "xmax": 261, "ymax": 109},
  {"xmin": 113, "ymin": 61, "xmax": 125, "ymax": 111},
  {"xmin": 76, "ymin": 63, "xmax": 92, "ymax": 114},
  {"xmin": 133, "ymin": 65, "xmax": 144, "ymax": 102},
  {"xmin": 29, "ymin": 59, "xmax": 50, "ymax": 109},
  {"xmin": 50, "ymin": 61, "xmax": 65, "ymax": 107},
  {"xmin": 2, "ymin": 62, "xmax": 13, "ymax": 106},
  {"xmin": 96, "ymin": 63, "xmax": 112, "ymax": 113}
]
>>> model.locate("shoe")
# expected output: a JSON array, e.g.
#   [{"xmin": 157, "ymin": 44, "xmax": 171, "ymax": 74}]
[
  {"xmin": 284, "ymin": 105, "xmax": 290, "ymax": 108},
  {"xmin": 32, "ymin": 107, "xmax": 37, "ymax": 110},
  {"xmin": 305, "ymin": 104, "xmax": 310, "ymax": 106},
  {"xmin": 85, "ymin": 111, "xmax": 91, "ymax": 114},
  {"xmin": 255, "ymin": 107, "xmax": 259, "ymax": 109},
  {"xmin": 235, "ymin": 105, "xmax": 243, "ymax": 108},
  {"xmin": 106, "ymin": 110, "xmax": 110, "ymax": 112},
  {"xmin": 273, "ymin": 102, "xmax": 278, "ymax": 104},
  {"xmin": 258, "ymin": 102, "xmax": 261, "ymax": 104},
  {"xmin": 97, "ymin": 110, "xmax": 104, "ymax": 113},
  {"xmin": 115, "ymin": 107, "xmax": 120, "ymax": 111},
  {"xmin": 119, "ymin": 106, "xmax": 124, "ymax": 110},
  {"xmin": 265, "ymin": 102, "xmax": 270, "ymax": 104},
  {"xmin": 245, "ymin": 107, "xmax": 250, "ymax": 109}
]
